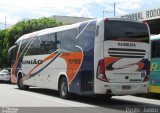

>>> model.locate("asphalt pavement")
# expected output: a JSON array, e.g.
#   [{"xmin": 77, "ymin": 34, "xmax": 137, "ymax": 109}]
[{"xmin": 0, "ymin": 83, "xmax": 160, "ymax": 113}]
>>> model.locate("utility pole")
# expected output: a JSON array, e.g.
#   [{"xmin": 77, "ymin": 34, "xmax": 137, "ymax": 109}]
[
  {"xmin": 114, "ymin": 2, "xmax": 116, "ymax": 16},
  {"xmin": 0, "ymin": 17, "xmax": 12, "ymax": 29},
  {"xmin": 5, "ymin": 16, "xmax": 6, "ymax": 29},
  {"xmin": 103, "ymin": 2, "xmax": 116, "ymax": 18}
]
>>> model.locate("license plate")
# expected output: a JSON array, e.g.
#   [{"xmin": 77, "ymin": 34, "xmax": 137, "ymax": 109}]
[{"xmin": 122, "ymin": 85, "xmax": 131, "ymax": 90}]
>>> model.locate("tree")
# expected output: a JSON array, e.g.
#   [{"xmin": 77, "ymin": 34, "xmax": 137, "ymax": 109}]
[{"xmin": 0, "ymin": 17, "xmax": 63, "ymax": 68}]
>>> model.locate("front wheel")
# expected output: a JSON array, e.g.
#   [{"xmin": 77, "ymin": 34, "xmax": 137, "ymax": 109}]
[
  {"xmin": 59, "ymin": 77, "xmax": 70, "ymax": 99},
  {"xmin": 17, "ymin": 76, "xmax": 29, "ymax": 90}
]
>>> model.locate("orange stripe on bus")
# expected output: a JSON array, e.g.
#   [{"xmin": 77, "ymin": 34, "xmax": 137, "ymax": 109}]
[
  {"xmin": 104, "ymin": 57, "xmax": 120, "ymax": 67},
  {"xmin": 136, "ymin": 62, "xmax": 144, "ymax": 71},
  {"xmin": 12, "ymin": 53, "xmax": 19, "ymax": 83},
  {"xmin": 23, "ymin": 53, "xmax": 57, "ymax": 80},
  {"xmin": 60, "ymin": 52, "xmax": 83, "ymax": 84}
]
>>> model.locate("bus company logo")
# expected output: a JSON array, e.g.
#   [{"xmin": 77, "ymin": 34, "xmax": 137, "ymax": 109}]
[
  {"xmin": 23, "ymin": 59, "xmax": 43, "ymax": 65},
  {"xmin": 118, "ymin": 42, "xmax": 136, "ymax": 47}
]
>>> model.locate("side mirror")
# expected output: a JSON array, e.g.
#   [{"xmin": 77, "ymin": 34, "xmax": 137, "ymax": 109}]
[{"xmin": 8, "ymin": 45, "xmax": 17, "ymax": 59}]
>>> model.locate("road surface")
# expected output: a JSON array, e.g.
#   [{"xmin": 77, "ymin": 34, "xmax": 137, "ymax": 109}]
[{"xmin": 0, "ymin": 83, "xmax": 160, "ymax": 113}]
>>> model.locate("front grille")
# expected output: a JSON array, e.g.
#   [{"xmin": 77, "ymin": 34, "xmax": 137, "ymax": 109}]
[{"xmin": 108, "ymin": 48, "xmax": 145, "ymax": 58}]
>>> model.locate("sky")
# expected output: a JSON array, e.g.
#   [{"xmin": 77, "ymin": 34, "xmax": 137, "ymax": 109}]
[{"xmin": 0, "ymin": 0, "xmax": 160, "ymax": 29}]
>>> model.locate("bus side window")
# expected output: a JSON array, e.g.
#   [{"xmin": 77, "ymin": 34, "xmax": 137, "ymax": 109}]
[
  {"xmin": 50, "ymin": 32, "xmax": 60, "ymax": 51},
  {"xmin": 60, "ymin": 29, "xmax": 76, "ymax": 52},
  {"xmin": 27, "ymin": 37, "xmax": 40, "ymax": 55},
  {"xmin": 77, "ymin": 21, "xmax": 96, "ymax": 52},
  {"xmin": 20, "ymin": 39, "xmax": 31, "ymax": 56}
]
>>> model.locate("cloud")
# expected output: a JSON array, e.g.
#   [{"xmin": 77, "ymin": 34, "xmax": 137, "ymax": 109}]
[
  {"xmin": 0, "ymin": 0, "xmax": 156, "ymax": 29},
  {"xmin": 98, "ymin": 0, "xmax": 144, "ymax": 16},
  {"xmin": 0, "ymin": 0, "xmax": 94, "ymax": 28},
  {"xmin": 67, "ymin": 7, "xmax": 93, "ymax": 17}
]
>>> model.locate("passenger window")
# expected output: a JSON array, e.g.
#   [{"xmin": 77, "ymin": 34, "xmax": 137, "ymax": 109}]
[
  {"xmin": 28, "ymin": 37, "xmax": 41, "ymax": 55},
  {"xmin": 20, "ymin": 38, "xmax": 32, "ymax": 56},
  {"xmin": 77, "ymin": 21, "xmax": 96, "ymax": 51},
  {"xmin": 49, "ymin": 33, "xmax": 60, "ymax": 52},
  {"xmin": 26, "ymin": 33, "xmax": 61, "ymax": 55},
  {"xmin": 59, "ymin": 29, "xmax": 76, "ymax": 52}
]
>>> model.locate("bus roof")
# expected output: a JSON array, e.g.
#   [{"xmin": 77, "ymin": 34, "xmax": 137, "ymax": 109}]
[
  {"xmin": 16, "ymin": 22, "xmax": 81, "ymax": 43},
  {"xmin": 16, "ymin": 18, "xmax": 99, "ymax": 43},
  {"xmin": 15, "ymin": 18, "xmax": 143, "ymax": 43}
]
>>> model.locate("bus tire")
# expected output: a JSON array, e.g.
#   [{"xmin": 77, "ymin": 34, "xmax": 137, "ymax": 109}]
[
  {"xmin": 17, "ymin": 75, "xmax": 29, "ymax": 90},
  {"xmin": 59, "ymin": 77, "xmax": 69, "ymax": 99}
]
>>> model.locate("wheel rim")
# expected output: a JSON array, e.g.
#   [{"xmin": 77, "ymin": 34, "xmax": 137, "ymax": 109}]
[
  {"xmin": 19, "ymin": 79, "xmax": 23, "ymax": 88},
  {"xmin": 61, "ymin": 81, "xmax": 67, "ymax": 97}
]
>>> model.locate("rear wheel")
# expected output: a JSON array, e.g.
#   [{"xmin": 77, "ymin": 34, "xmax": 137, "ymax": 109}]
[
  {"xmin": 17, "ymin": 75, "xmax": 29, "ymax": 90},
  {"xmin": 59, "ymin": 77, "xmax": 70, "ymax": 99}
]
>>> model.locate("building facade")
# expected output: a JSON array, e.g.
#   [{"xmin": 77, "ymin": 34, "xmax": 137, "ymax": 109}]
[
  {"xmin": 51, "ymin": 15, "xmax": 94, "ymax": 24},
  {"xmin": 117, "ymin": 7, "xmax": 160, "ymax": 34}
]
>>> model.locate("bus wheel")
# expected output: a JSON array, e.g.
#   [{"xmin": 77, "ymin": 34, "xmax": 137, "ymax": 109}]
[
  {"xmin": 59, "ymin": 77, "xmax": 69, "ymax": 99},
  {"xmin": 17, "ymin": 75, "xmax": 29, "ymax": 90}
]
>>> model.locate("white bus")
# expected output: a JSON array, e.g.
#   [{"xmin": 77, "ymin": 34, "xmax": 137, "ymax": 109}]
[{"xmin": 8, "ymin": 18, "xmax": 150, "ymax": 99}]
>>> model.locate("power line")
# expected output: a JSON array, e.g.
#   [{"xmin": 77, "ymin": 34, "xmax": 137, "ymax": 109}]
[
  {"xmin": 0, "ymin": 23, "xmax": 12, "ymax": 25},
  {"xmin": 103, "ymin": 2, "xmax": 116, "ymax": 17}
]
